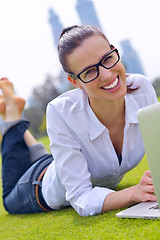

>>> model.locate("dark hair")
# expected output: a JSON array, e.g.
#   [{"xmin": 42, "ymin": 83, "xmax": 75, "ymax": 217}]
[
  {"xmin": 58, "ymin": 25, "xmax": 110, "ymax": 73},
  {"xmin": 126, "ymin": 74, "xmax": 140, "ymax": 93}
]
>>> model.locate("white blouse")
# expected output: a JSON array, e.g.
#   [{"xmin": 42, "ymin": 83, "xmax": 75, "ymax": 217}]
[{"xmin": 42, "ymin": 74, "xmax": 158, "ymax": 216}]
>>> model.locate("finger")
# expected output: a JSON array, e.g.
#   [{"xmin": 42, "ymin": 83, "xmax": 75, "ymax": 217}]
[
  {"xmin": 145, "ymin": 176, "xmax": 154, "ymax": 185},
  {"xmin": 141, "ymin": 185, "xmax": 155, "ymax": 194},
  {"xmin": 141, "ymin": 192, "xmax": 157, "ymax": 202},
  {"xmin": 0, "ymin": 77, "xmax": 8, "ymax": 81},
  {"xmin": 144, "ymin": 170, "xmax": 152, "ymax": 177},
  {"xmin": 140, "ymin": 175, "xmax": 154, "ymax": 186},
  {"xmin": 147, "ymin": 193, "xmax": 157, "ymax": 202}
]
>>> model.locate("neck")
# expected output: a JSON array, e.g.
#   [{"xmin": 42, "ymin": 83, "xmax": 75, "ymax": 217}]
[{"xmin": 90, "ymin": 98, "xmax": 125, "ymax": 128}]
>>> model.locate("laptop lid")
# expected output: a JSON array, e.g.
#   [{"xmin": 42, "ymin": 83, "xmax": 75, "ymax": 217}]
[
  {"xmin": 137, "ymin": 102, "xmax": 160, "ymax": 208},
  {"xmin": 116, "ymin": 102, "xmax": 160, "ymax": 218}
]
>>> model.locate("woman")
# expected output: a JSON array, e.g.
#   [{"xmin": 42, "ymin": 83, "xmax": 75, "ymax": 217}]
[{"xmin": 1, "ymin": 25, "xmax": 158, "ymax": 216}]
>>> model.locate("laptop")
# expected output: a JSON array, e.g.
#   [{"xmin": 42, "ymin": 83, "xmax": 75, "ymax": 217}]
[{"xmin": 116, "ymin": 102, "xmax": 160, "ymax": 219}]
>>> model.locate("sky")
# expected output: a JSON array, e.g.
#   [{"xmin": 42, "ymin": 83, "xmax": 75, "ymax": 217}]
[{"xmin": 0, "ymin": 0, "xmax": 160, "ymax": 100}]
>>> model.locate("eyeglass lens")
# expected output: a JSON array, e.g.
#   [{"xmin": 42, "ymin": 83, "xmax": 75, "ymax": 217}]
[{"xmin": 80, "ymin": 50, "xmax": 119, "ymax": 82}]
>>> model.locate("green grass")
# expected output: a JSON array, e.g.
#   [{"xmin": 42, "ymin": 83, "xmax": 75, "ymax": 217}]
[{"xmin": 1, "ymin": 136, "xmax": 160, "ymax": 240}]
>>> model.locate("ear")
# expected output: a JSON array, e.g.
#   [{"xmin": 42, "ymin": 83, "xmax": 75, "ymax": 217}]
[
  {"xmin": 67, "ymin": 75, "xmax": 83, "ymax": 89},
  {"xmin": 110, "ymin": 44, "xmax": 115, "ymax": 50}
]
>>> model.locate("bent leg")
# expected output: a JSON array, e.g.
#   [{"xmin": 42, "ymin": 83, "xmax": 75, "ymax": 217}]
[
  {"xmin": 4, "ymin": 154, "xmax": 53, "ymax": 214},
  {"xmin": 0, "ymin": 78, "xmax": 52, "ymax": 213},
  {"xmin": 0, "ymin": 78, "xmax": 48, "ymax": 200},
  {"xmin": 2, "ymin": 120, "xmax": 31, "ymax": 198}
]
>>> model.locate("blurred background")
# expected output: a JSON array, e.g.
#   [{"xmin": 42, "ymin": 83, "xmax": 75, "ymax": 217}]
[{"xmin": 0, "ymin": 0, "xmax": 160, "ymax": 137}]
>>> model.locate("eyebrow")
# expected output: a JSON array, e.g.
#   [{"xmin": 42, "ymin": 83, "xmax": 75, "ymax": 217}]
[{"xmin": 79, "ymin": 50, "xmax": 112, "ymax": 73}]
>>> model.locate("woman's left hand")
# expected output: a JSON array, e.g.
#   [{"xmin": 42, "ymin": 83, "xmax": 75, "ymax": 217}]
[{"xmin": 135, "ymin": 170, "xmax": 157, "ymax": 202}]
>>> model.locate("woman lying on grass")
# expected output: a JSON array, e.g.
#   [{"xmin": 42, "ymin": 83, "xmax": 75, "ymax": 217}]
[{"xmin": 0, "ymin": 25, "xmax": 158, "ymax": 217}]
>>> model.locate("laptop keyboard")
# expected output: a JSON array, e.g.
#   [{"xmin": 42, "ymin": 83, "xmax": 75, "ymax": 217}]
[{"xmin": 149, "ymin": 204, "xmax": 159, "ymax": 210}]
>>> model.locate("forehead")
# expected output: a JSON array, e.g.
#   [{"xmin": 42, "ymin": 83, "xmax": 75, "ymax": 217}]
[{"xmin": 66, "ymin": 35, "xmax": 111, "ymax": 74}]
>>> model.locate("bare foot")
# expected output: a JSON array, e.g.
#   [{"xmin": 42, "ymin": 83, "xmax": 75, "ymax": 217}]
[
  {"xmin": 0, "ymin": 95, "xmax": 5, "ymax": 120},
  {"xmin": 0, "ymin": 78, "xmax": 26, "ymax": 122},
  {"xmin": 0, "ymin": 78, "xmax": 14, "ymax": 95}
]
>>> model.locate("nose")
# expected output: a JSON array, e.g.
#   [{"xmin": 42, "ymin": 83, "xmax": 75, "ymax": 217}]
[{"xmin": 98, "ymin": 65, "xmax": 113, "ymax": 80}]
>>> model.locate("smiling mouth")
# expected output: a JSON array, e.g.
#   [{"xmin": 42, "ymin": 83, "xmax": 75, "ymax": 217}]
[{"xmin": 101, "ymin": 77, "xmax": 119, "ymax": 90}]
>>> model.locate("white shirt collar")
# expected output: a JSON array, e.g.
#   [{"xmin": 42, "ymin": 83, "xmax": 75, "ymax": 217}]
[
  {"xmin": 85, "ymin": 92, "xmax": 140, "ymax": 141},
  {"xmin": 85, "ymin": 97, "xmax": 106, "ymax": 141},
  {"xmin": 124, "ymin": 93, "xmax": 140, "ymax": 124}
]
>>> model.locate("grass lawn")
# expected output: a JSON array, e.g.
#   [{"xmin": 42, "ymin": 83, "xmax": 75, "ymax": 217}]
[{"xmin": 1, "ymin": 136, "xmax": 160, "ymax": 240}]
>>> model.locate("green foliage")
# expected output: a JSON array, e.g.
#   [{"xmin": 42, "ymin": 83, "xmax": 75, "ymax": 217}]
[
  {"xmin": 152, "ymin": 77, "xmax": 160, "ymax": 97},
  {"xmin": 32, "ymin": 74, "xmax": 60, "ymax": 113},
  {"xmin": 38, "ymin": 114, "xmax": 47, "ymax": 136},
  {"xmin": 23, "ymin": 74, "xmax": 62, "ymax": 138},
  {"xmin": 37, "ymin": 135, "xmax": 51, "ymax": 153},
  {"xmin": 1, "ymin": 137, "xmax": 160, "ymax": 240},
  {"xmin": 24, "ymin": 107, "xmax": 44, "ymax": 138}
]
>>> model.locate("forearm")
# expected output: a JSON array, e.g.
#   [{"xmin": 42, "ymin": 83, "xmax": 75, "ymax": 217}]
[
  {"xmin": 102, "ymin": 185, "xmax": 138, "ymax": 212},
  {"xmin": 102, "ymin": 170, "xmax": 157, "ymax": 213}
]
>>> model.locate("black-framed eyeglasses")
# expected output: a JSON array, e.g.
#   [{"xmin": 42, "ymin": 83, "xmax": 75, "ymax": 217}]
[{"xmin": 68, "ymin": 48, "xmax": 120, "ymax": 84}]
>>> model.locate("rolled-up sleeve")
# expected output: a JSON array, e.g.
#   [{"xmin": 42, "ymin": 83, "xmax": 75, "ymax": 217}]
[
  {"xmin": 46, "ymin": 102, "xmax": 114, "ymax": 216},
  {"xmin": 72, "ymin": 187, "xmax": 114, "ymax": 216}
]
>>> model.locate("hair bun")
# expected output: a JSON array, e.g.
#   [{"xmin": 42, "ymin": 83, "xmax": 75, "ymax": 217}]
[{"xmin": 59, "ymin": 25, "xmax": 78, "ymax": 39}]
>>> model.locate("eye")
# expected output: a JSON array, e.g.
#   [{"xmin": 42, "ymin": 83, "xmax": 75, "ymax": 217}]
[
  {"xmin": 102, "ymin": 55, "xmax": 113, "ymax": 65},
  {"xmin": 85, "ymin": 67, "xmax": 96, "ymax": 76},
  {"xmin": 82, "ymin": 67, "xmax": 97, "ymax": 80}
]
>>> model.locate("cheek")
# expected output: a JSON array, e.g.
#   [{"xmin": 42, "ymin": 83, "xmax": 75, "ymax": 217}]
[
  {"xmin": 79, "ymin": 80, "xmax": 97, "ymax": 91},
  {"xmin": 75, "ymin": 79, "xmax": 84, "ymax": 89},
  {"xmin": 119, "ymin": 62, "xmax": 126, "ymax": 74},
  {"xmin": 85, "ymin": 83, "xmax": 98, "ymax": 93}
]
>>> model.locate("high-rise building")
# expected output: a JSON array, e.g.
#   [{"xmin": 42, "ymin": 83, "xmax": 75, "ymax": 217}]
[
  {"xmin": 48, "ymin": 0, "xmax": 103, "ymax": 92},
  {"xmin": 48, "ymin": 8, "xmax": 63, "ymax": 47},
  {"xmin": 76, "ymin": 0, "xmax": 102, "ymax": 29},
  {"xmin": 120, "ymin": 40, "xmax": 145, "ymax": 75},
  {"xmin": 48, "ymin": 8, "xmax": 71, "ymax": 92}
]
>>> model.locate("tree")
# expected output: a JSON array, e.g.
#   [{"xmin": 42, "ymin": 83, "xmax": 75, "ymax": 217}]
[
  {"xmin": 152, "ymin": 77, "xmax": 160, "ymax": 97},
  {"xmin": 24, "ymin": 74, "xmax": 62, "ymax": 137},
  {"xmin": 24, "ymin": 106, "xmax": 44, "ymax": 138},
  {"xmin": 32, "ymin": 74, "xmax": 60, "ymax": 112}
]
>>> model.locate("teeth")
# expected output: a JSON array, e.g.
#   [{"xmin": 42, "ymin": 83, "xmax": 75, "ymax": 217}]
[{"xmin": 103, "ymin": 77, "xmax": 119, "ymax": 90}]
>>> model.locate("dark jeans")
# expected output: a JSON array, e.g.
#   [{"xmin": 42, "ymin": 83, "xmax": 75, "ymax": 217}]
[{"xmin": 1, "ymin": 121, "xmax": 53, "ymax": 214}]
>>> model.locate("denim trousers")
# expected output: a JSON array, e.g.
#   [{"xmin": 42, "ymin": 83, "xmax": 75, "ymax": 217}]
[{"xmin": 1, "ymin": 121, "xmax": 53, "ymax": 214}]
